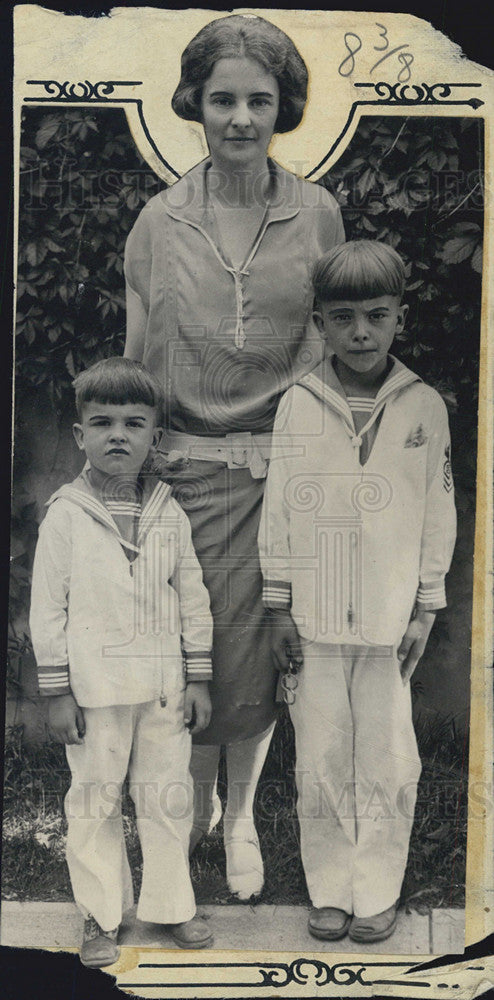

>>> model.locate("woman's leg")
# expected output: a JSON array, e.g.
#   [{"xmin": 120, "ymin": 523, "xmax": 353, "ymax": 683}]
[
  {"xmin": 188, "ymin": 743, "xmax": 222, "ymax": 853},
  {"xmin": 223, "ymin": 720, "xmax": 276, "ymax": 899}
]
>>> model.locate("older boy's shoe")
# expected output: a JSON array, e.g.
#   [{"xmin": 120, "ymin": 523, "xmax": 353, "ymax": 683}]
[
  {"xmin": 169, "ymin": 916, "xmax": 214, "ymax": 949},
  {"xmin": 349, "ymin": 902, "xmax": 398, "ymax": 943},
  {"xmin": 80, "ymin": 916, "xmax": 120, "ymax": 968},
  {"xmin": 308, "ymin": 907, "xmax": 351, "ymax": 940}
]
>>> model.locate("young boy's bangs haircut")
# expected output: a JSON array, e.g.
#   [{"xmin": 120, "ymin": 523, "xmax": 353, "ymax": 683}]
[
  {"xmin": 313, "ymin": 240, "xmax": 406, "ymax": 303},
  {"xmin": 73, "ymin": 357, "xmax": 164, "ymax": 424}
]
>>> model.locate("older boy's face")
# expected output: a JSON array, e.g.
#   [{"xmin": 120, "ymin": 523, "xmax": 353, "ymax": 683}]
[
  {"xmin": 73, "ymin": 402, "xmax": 162, "ymax": 480},
  {"xmin": 314, "ymin": 295, "xmax": 408, "ymax": 380}
]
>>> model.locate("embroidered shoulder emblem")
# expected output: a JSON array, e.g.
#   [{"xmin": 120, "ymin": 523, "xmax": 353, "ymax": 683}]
[
  {"xmin": 443, "ymin": 444, "xmax": 453, "ymax": 492},
  {"xmin": 405, "ymin": 424, "xmax": 427, "ymax": 448}
]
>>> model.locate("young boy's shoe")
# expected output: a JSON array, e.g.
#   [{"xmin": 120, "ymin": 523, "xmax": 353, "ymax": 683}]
[
  {"xmin": 308, "ymin": 907, "xmax": 351, "ymax": 941},
  {"xmin": 349, "ymin": 903, "xmax": 398, "ymax": 943},
  {"xmin": 169, "ymin": 916, "xmax": 214, "ymax": 949},
  {"xmin": 80, "ymin": 916, "xmax": 120, "ymax": 968}
]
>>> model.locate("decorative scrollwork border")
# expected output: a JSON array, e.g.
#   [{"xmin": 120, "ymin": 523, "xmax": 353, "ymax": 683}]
[
  {"xmin": 118, "ymin": 956, "xmax": 469, "ymax": 992},
  {"xmin": 118, "ymin": 956, "xmax": 436, "ymax": 996},
  {"xmin": 23, "ymin": 78, "xmax": 180, "ymax": 179},
  {"xmin": 25, "ymin": 79, "xmax": 142, "ymax": 101},
  {"xmin": 257, "ymin": 958, "xmax": 372, "ymax": 987},
  {"xmin": 23, "ymin": 78, "xmax": 484, "ymax": 184},
  {"xmin": 305, "ymin": 80, "xmax": 484, "ymax": 178},
  {"xmin": 356, "ymin": 80, "xmax": 483, "ymax": 107}
]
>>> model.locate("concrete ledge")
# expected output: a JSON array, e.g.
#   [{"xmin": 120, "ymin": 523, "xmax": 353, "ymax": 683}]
[{"xmin": 0, "ymin": 901, "xmax": 464, "ymax": 956}]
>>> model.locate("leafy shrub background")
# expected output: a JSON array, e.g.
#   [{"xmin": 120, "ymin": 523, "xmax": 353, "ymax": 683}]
[
  {"xmin": 11, "ymin": 107, "xmax": 482, "ymax": 733},
  {"xmin": 6, "ymin": 106, "xmax": 481, "ymax": 908}
]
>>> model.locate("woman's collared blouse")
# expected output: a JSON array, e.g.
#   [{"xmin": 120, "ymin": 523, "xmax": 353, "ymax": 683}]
[{"xmin": 125, "ymin": 158, "xmax": 345, "ymax": 436}]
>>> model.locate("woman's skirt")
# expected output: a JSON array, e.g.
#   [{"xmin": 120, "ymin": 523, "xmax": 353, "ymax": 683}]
[{"xmin": 167, "ymin": 458, "xmax": 278, "ymax": 745}]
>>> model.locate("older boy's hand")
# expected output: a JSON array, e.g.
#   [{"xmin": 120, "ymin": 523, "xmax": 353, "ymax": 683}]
[
  {"xmin": 184, "ymin": 681, "xmax": 212, "ymax": 735},
  {"xmin": 48, "ymin": 693, "xmax": 85, "ymax": 745},
  {"xmin": 398, "ymin": 610, "xmax": 436, "ymax": 685},
  {"xmin": 267, "ymin": 609, "xmax": 304, "ymax": 674}
]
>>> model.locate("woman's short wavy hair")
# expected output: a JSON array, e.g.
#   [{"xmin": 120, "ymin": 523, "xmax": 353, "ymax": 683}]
[{"xmin": 171, "ymin": 15, "xmax": 308, "ymax": 134}]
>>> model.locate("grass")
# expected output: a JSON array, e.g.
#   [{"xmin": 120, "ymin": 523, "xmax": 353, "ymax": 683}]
[{"xmin": 1, "ymin": 707, "xmax": 467, "ymax": 909}]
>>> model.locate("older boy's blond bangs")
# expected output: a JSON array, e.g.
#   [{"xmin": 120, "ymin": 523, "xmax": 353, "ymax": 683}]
[{"xmin": 313, "ymin": 240, "xmax": 406, "ymax": 304}]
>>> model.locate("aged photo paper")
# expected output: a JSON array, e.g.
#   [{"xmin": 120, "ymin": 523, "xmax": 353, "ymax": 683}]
[{"xmin": 5, "ymin": 5, "xmax": 494, "ymax": 998}]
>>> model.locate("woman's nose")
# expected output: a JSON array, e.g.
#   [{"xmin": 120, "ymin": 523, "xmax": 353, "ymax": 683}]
[{"xmin": 231, "ymin": 101, "xmax": 251, "ymax": 127}]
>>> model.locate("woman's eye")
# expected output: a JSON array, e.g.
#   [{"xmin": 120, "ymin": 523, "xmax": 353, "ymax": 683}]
[
  {"xmin": 212, "ymin": 96, "xmax": 232, "ymax": 107},
  {"xmin": 251, "ymin": 98, "xmax": 270, "ymax": 108}
]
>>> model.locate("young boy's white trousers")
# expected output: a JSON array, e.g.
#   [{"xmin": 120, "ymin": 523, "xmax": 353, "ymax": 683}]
[
  {"xmin": 289, "ymin": 643, "xmax": 422, "ymax": 918},
  {"xmin": 65, "ymin": 699, "xmax": 195, "ymax": 932}
]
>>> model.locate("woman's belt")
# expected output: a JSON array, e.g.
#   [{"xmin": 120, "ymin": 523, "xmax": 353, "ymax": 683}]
[{"xmin": 161, "ymin": 430, "xmax": 272, "ymax": 479}]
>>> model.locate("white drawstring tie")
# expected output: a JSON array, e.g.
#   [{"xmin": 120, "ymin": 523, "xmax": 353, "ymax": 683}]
[{"xmin": 228, "ymin": 267, "xmax": 249, "ymax": 350}]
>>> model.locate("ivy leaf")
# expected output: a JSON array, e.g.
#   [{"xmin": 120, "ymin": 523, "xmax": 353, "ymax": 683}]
[
  {"xmin": 65, "ymin": 351, "xmax": 76, "ymax": 378},
  {"xmin": 439, "ymin": 233, "xmax": 480, "ymax": 265},
  {"xmin": 26, "ymin": 242, "xmax": 47, "ymax": 266},
  {"xmin": 35, "ymin": 115, "xmax": 61, "ymax": 150},
  {"xmin": 356, "ymin": 168, "xmax": 374, "ymax": 199},
  {"xmin": 471, "ymin": 244, "xmax": 483, "ymax": 273}
]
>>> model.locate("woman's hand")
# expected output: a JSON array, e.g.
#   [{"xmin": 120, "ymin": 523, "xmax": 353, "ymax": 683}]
[
  {"xmin": 48, "ymin": 693, "xmax": 85, "ymax": 745},
  {"xmin": 267, "ymin": 608, "xmax": 304, "ymax": 674},
  {"xmin": 184, "ymin": 682, "xmax": 212, "ymax": 734},
  {"xmin": 398, "ymin": 609, "xmax": 436, "ymax": 685}
]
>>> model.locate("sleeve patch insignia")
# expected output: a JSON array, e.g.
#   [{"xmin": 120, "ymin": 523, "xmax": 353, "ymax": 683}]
[
  {"xmin": 443, "ymin": 444, "xmax": 453, "ymax": 492},
  {"xmin": 405, "ymin": 424, "xmax": 427, "ymax": 448}
]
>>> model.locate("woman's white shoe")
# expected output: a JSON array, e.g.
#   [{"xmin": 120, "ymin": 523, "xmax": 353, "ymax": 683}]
[{"xmin": 225, "ymin": 836, "xmax": 264, "ymax": 901}]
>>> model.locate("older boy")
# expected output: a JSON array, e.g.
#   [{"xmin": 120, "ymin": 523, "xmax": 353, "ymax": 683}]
[
  {"xmin": 259, "ymin": 241, "xmax": 456, "ymax": 943},
  {"xmin": 30, "ymin": 357, "xmax": 214, "ymax": 966}
]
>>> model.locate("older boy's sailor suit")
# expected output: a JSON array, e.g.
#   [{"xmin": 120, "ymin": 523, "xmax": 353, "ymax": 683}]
[
  {"xmin": 259, "ymin": 357, "xmax": 456, "ymax": 918},
  {"xmin": 260, "ymin": 357, "xmax": 456, "ymax": 647}
]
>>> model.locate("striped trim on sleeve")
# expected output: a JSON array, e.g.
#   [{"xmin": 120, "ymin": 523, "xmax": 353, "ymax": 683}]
[
  {"xmin": 416, "ymin": 581, "xmax": 446, "ymax": 611},
  {"xmin": 262, "ymin": 579, "xmax": 292, "ymax": 610},
  {"xmin": 38, "ymin": 664, "xmax": 71, "ymax": 697},
  {"xmin": 184, "ymin": 650, "xmax": 213, "ymax": 683}
]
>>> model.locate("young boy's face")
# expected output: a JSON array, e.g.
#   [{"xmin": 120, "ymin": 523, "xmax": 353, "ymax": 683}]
[
  {"xmin": 73, "ymin": 401, "xmax": 162, "ymax": 480},
  {"xmin": 314, "ymin": 295, "xmax": 408, "ymax": 380}
]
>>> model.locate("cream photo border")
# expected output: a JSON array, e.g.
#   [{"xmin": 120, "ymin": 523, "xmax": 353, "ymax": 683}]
[{"xmin": 10, "ymin": 5, "xmax": 494, "ymax": 998}]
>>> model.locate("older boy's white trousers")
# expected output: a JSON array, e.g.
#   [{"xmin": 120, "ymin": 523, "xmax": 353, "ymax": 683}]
[
  {"xmin": 289, "ymin": 643, "xmax": 422, "ymax": 918},
  {"xmin": 65, "ymin": 700, "xmax": 195, "ymax": 932}
]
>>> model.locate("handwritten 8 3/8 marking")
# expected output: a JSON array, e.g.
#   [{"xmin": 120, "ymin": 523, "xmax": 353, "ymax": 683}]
[{"xmin": 339, "ymin": 23, "xmax": 414, "ymax": 82}]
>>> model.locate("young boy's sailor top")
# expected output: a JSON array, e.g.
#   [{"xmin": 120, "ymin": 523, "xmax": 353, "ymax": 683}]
[
  {"xmin": 259, "ymin": 357, "xmax": 456, "ymax": 647},
  {"xmin": 30, "ymin": 472, "xmax": 213, "ymax": 706}
]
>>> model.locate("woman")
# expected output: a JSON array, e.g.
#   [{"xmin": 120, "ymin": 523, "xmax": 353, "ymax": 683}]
[{"xmin": 124, "ymin": 14, "xmax": 344, "ymax": 900}]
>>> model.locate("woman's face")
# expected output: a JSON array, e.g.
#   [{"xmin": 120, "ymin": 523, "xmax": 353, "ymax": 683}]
[{"xmin": 200, "ymin": 57, "xmax": 279, "ymax": 171}]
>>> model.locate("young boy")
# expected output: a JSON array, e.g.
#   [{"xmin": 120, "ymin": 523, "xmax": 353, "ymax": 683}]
[
  {"xmin": 29, "ymin": 357, "xmax": 214, "ymax": 966},
  {"xmin": 259, "ymin": 241, "xmax": 456, "ymax": 943}
]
